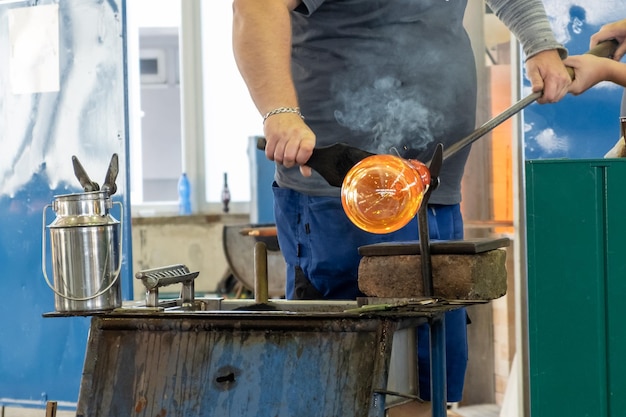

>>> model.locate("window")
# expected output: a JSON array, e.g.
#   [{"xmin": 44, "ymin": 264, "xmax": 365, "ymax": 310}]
[
  {"xmin": 139, "ymin": 48, "xmax": 167, "ymax": 84},
  {"xmin": 127, "ymin": 0, "xmax": 263, "ymax": 216}
]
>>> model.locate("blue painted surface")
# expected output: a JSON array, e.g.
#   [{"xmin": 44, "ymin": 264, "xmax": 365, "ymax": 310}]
[
  {"xmin": 430, "ymin": 315, "xmax": 447, "ymax": 417},
  {"xmin": 523, "ymin": 2, "xmax": 626, "ymax": 160},
  {"xmin": 248, "ymin": 136, "xmax": 275, "ymax": 224},
  {"xmin": 76, "ymin": 312, "xmax": 424, "ymax": 417},
  {"xmin": 0, "ymin": 0, "xmax": 130, "ymax": 408}
]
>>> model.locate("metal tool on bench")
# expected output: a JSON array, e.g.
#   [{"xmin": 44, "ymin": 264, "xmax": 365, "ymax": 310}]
[
  {"xmin": 233, "ymin": 241, "xmax": 280, "ymax": 311},
  {"xmin": 72, "ymin": 153, "xmax": 119, "ymax": 195},
  {"xmin": 135, "ymin": 264, "xmax": 200, "ymax": 309},
  {"xmin": 222, "ymin": 223, "xmax": 286, "ymax": 297}
]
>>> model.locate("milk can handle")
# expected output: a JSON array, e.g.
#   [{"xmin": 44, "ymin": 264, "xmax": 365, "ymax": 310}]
[{"xmin": 41, "ymin": 201, "xmax": 124, "ymax": 301}]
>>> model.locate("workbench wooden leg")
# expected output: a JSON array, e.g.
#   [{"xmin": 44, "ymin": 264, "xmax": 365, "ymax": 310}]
[{"xmin": 430, "ymin": 314, "xmax": 447, "ymax": 417}]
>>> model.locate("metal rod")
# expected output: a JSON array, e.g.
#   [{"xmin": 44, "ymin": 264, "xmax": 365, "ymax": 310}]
[
  {"xmin": 254, "ymin": 241, "xmax": 269, "ymax": 304},
  {"xmin": 372, "ymin": 389, "xmax": 424, "ymax": 402},
  {"xmin": 418, "ymin": 205, "xmax": 434, "ymax": 297},
  {"xmin": 434, "ymin": 40, "xmax": 618, "ymax": 165},
  {"xmin": 436, "ymin": 91, "xmax": 542, "ymax": 164},
  {"xmin": 430, "ymin": 314, "xmax": 447, "ymax": 417},
  {"xmin": 418, "ymin": 143, "xmax": 441, "ymax": 298}
]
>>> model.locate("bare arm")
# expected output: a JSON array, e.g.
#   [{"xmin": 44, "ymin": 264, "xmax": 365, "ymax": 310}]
[
  {"xmin": 487, "ymin": 0, "xmax": 571, "ymax": 104},
  {"xmin": 232, "ymin": 0, "xmax": 314, "ymax": 174},
  {"xmin": 564, "ymin": 54, "xmax": 626, "ymax": 94},
  {"xmin": 564, "ymin": 18, "xmax": 626, "ymax": 94}
]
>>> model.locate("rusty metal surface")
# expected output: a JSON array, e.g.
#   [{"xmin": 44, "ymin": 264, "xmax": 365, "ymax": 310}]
[{"xmin": 75, "ymin": 311, "xmax": 430, "ymax": 417}]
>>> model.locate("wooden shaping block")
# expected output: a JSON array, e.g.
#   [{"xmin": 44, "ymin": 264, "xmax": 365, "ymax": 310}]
[{"xmin": 358, "ymin": 248, "xmax": 507, "ymax": 300}]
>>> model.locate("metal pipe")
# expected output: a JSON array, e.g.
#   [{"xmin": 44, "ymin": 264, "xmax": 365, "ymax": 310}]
[
  {"xmin": 418, "ymin": 205, "xmax": 434, "ymax": 297},
  {"xmin": 438, "ymin": 91, "xmax": 541, "ymax": 164},
  {"xmin": 254, "ymin": 241, "xmax": 269, "ymax": 304},
  {"xmin": 435, "ymin": 39, "xmax": 618, "ymax": 165},
  {"xmin": 430, "ymin": 314, "xmax": 448, "ymax": 417}
]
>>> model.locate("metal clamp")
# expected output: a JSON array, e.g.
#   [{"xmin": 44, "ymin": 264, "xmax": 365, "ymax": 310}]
[{"xmin": 135, "ymin": 264, "xmax": 199, "ymax": 308}]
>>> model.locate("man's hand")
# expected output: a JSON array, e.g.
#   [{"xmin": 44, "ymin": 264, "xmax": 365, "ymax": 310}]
[
  {"xmin": 525, "ymin": 49, "xmax": 571, "ymax": 104},
  {"xmin": 263, "ymin": 113, "xmax": 316, "ymax": 177}
]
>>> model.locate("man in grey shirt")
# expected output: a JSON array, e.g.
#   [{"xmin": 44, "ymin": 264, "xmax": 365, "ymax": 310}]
[{"xmin": 233, "ymin": 1, "xmax": 570, "ymax": 414}]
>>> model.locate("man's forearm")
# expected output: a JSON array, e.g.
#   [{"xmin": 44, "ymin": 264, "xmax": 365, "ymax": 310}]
[
  {"xmin": 487, "ymin": 0, "xmax": 567, "ymax": 59},
  {"xmin": 232, "ymin": 0, "xmax": 300, "ymax": 116}
]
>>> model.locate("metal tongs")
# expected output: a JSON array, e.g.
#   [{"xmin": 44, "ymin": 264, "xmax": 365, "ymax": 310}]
[
  {"xmin": 72, "ymin": 153, "xmax": 119, "ymax": 195},
  {"xmin": 418, "ymin": 143, "xmax": 442, "ymax": 297}
]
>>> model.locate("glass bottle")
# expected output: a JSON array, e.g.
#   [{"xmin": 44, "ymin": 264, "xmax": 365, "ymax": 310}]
[{"xmin": 221, "ymin": 172, "xmax": 231, "ymax": 213}]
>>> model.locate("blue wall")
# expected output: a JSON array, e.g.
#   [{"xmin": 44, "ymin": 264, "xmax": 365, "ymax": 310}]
[
  {"xmin": 0, "ymin": 0, "xmax": 131, "ymax": 408},
  {"xmin": 523, "ymin": 2, "xmax": 626, "ymax": 160}
]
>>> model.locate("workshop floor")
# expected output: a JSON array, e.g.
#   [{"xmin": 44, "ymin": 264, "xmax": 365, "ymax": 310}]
[
  {"xmin": 2, "ymin": 404, "xmax": 500, "ymax": 417},
  {"xmin": 1, "ymin": 408, "xmax": 74, "ymax": 417},
  {"xmin": 0, "ymin": 404, "xmax": 500, "ymax": 417},
  {"xmin": 454, "ymin": 403, "xmax": 500, "ymax": 417}
]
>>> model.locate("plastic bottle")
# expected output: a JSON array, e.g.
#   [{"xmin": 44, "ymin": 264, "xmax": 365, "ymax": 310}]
[{"xmin": 178, "ymin": 173, "xmax": 192, "ymax": 215}]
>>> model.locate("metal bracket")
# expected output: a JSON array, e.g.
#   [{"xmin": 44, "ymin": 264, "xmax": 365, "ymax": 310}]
[
  {"xmin": 135, "ymin": 264, "xmax": 199, "ymax": 309},
  {"xmin": 418, "ymin": 143, "xmax": 443, "ymax": 297}
]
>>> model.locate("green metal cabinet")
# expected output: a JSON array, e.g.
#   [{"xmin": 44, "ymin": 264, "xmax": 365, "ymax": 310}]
[{"xmin": 526, "ymin": 160, "xmax": 626, "ymax": 417}]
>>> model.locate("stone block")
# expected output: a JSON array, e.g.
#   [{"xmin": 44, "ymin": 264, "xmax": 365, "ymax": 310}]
[{"xmin": 358, "ymin": 249, "xmax": 507, "ymax": 300}]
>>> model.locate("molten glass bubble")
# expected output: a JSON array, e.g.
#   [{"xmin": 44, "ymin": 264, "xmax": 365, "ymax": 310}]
[
  {"xmin": 341, "ymin": 154, "xmax": 428, "ymax": 234},
  {"xmin": 408, "ymin": 159, "xmax": 431, "ymax": 188}
]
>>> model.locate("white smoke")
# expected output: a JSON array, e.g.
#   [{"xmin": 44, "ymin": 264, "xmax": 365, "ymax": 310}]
[{"xmin": 333, "ymin": 76, "xmax": 444, "ymax": 155}]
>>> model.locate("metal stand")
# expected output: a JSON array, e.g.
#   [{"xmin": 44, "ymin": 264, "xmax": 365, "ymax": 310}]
[
  {"xmin": 418, "ymin": 144, "xmax": 447, "ymax": 417},
  {"xmin": 430, "ymin": 314, "xmax": 447, "ymax": 417}
]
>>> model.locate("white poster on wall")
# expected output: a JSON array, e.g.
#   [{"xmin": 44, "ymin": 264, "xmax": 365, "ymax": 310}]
[{"xmin": 8, "ymin": 4, "xmax": 60, "ymax": 94}]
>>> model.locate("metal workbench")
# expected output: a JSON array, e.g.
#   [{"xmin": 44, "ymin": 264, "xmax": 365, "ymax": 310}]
[{"xmin": 67, "ymin": 298, "xmax": 468, "ymax": 417}]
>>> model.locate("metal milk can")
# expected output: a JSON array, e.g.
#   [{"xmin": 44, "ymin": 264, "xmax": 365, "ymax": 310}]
[
  {"xmin": 42, "ymin": 154, "xmax": 123, "ymax": 313},
  {"xmin": 42, "ymin": 191, "xmax": 122, "ymax": 312}
]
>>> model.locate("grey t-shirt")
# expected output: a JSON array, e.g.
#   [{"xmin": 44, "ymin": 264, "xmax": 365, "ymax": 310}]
[{"xmin": 278, "ymin": 0, "xmax": 563, "ymax": 205}]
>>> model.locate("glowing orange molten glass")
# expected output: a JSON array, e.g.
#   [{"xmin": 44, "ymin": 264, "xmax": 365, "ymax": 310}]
[{"xmin": 341, "ymin": 154, "xmax": 429, "ymax": 234}]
